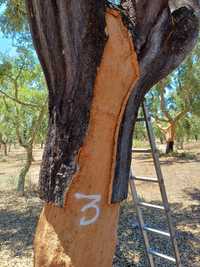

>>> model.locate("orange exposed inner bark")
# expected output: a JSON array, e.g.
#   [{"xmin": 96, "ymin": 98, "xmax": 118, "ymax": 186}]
[{"xmin": 34, "ymin": 9, "xmax": 139, "ymax": 267}]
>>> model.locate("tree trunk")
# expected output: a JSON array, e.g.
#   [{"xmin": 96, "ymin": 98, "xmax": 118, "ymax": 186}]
[
  {"xmin": 40, "ymin": 141, "xmax": 44, "ymax": 149},
  {"xmin": 166, "ymin": 141, "xmax": 174, "ymax": 154},
  {"xmin": 17, "ymin": 145, "xmax": 33, "ymax": 195},
  {"xmin": 34, "ymin": 9, "xmax": 139, "ymax": 267},
  {"xmin": 165, "ymin": 123, "xmax": 176, "ymax": 154},
  {"xmin": 31, "ymin": 154, "xmax": 35, "ymax": 162},
  {"xmin": 177, "ymin": 138, "xmax": 184, "ymax": 149},
  {"xmin": 3, "ymin": 143, "xmax": 8, "ymax": 156},
  {"xmin": 0, "ymin": 133, "xmax": 8, "ymax": 156},
  {"xmin": 160, "ymin": 136, "xmax": 164, "ymax": 144},
  {"xmin": 8, "ymin": 143, "xmax": 11, "ymax": 152},
  {"xmin": 25, "ymin": 1, "xmax": 200, "ymax": 266}
]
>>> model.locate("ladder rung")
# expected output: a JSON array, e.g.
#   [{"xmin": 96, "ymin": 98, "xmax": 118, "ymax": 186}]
[
  {"xmin": 133, "ymin": 176, "xmax": 158, "ymax": 183},
  {"xmin": 143, "ymin": 226, "xmax": 170, "ymax": 237},
  {"xmin": 138, "ymin": 202, "xmax": 165, "ymax": 210},
  {"xmin": 132, "ymin": 148, "xmax": 152, "ymax": 153},
  {"xmin": 148, "ymin": 249, "xmax": 176, "ymax": 263}
]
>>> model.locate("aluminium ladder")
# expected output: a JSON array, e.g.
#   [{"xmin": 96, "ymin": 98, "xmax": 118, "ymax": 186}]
[{"xmin": 129, "ymin": 102, "xmax": 181, "ymax": 267}]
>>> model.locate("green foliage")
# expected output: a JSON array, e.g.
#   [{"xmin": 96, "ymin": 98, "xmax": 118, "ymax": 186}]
[
  {"xmin": 0, "ymin": 0, "xmax": 27, "ymax": 33},
  {"xmin": 0, "ymin": 0, "xmax": 32, "ymax": 48},
  {"xmin": 0, "ymin": 49, "xmax": 48, "ymax": 148},
  {"xmin": 0, "ymin": 97, "xmax": 16, "ymax": 144},
  {"xmin": 0, "ymin": 1, "xmax": 47, "ymax": 192}
]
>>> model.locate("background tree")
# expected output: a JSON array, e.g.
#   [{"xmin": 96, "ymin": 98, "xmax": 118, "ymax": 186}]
[
  {"xmin": 0, "ymin": 49, "xmax": 47, "ymax": 194},
  {"xmin": 147, "ymin": 41, "xmax": 200, "ymax": 153},
  {"xmin": 0, "ymin": 97, "xmax": 16, "ymax": 155}
]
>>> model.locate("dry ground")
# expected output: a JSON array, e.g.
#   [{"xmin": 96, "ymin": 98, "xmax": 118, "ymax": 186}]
[{"xmin": 0, "ymin": 143, "xmax": 200, "ymax": 267}]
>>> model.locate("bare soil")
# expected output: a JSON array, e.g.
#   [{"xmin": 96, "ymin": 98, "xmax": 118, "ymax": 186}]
[{"xmin": 0, "ymin": 143, "xmax": 200, "ymax": 267}]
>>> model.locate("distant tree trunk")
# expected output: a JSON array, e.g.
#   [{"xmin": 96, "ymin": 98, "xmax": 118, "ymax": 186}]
[
  {"xmin": 31, "ymin": 153, "xmax": 35, "ymax": 162},
  {"xmin": 166, "ymin": 141, "xmax": 174, "ymax": 154},
  {"xmin": 160, "ymin": 136, "xmax": 164, "ymax": 144},
  {"xmin": 165, "ymin": 123, "xmax": 176, "ymax": 153},
  {"xmin": 15, "ymin": 98, "xmax": 46, "ymax": 194},
  {"xmin": 26, "ymin": 0, "xmax": 199, "ymax": 266},
  {"xmin": 40, "ymin": 141, "xmax": 44, "ymax": 149},
  {"xmin": 8, "ymin": 143, "xmax": 12, "ymax": 152},
  {"xmin": 0, "ymin": 133, "xmax": 8, "ymax": 156},
  {"xmin": 17, "ymin": 145, "xmax": 33, "ymax": 194},
  {"xmin": 180, "ymin": 139, "xmax": 184, "ymax": 149},
  {"xmin": 3, "ymin": 143, "xmax": 8, "ymax": 156}
]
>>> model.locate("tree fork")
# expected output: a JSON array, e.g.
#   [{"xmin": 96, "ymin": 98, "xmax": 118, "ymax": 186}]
[{"xmin": 26, "ymin": 0, "xmax": 199, "ymax": 206}]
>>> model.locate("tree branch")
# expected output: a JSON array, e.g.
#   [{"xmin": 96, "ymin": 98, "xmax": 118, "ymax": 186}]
[
  {"xmin": 112, "ymin": 2, "xmax": 200, "ymax": 202},
  {"xmin": 153, "ymin": 114, "xmax": 169, "ymax": 123},
  {"xmin": 0, "ymin": 89, "xmax": 38, "ymax": 108},
  {"xmin": 156, "ymin": 122, "xmax": 170, "ymax": 133},
  {"xmin": 174, "ymin": 108, "xmax": 189, "ymax": 122},
  {"xmin": 14, "ymin": 106, "xmax": 27, "ymax": 149},
  {"xmin": 29, "ymin": 98, "xmax": 47, "ymax": 145}
]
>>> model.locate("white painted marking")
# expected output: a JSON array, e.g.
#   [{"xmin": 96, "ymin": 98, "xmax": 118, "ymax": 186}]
[{"xmin": 75, "ymin": 193, "xmax": 101, "ymax": 226}]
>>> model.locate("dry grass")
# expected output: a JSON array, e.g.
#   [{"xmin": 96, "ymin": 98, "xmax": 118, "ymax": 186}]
[{"xmin": 0, "ymin": 143, "xmax": 200, "ymax": 266}]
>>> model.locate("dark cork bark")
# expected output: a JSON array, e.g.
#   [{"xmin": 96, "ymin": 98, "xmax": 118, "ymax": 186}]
[
  {"xmin": 26, "ymin": 0, "xmax": 106, "ymax": 206},
  {"xmin": 26, "ymin": 0, "xmax": 200, "ymax": 206}
]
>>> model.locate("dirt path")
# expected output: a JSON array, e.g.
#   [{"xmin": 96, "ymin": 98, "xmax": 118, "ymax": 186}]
[{"xmin": 0, "ymin": 145, "xmax": 200, "ymax": 266}]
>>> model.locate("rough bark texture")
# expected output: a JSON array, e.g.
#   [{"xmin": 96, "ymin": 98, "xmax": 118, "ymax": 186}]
[
  {"xmin": 26, "ymin": 0, "xmax": 200, "ymax": 206},
  {"xmin": 26, "ymin": 0, "xmax": 106, "ymax": 206},
  {"xmin": 111, "ymin": 1, "xmax": 200, "ymax": 202}
]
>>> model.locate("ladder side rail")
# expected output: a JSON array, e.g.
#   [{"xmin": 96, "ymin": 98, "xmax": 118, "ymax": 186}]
[
  {"xmin": 129, "ymin": 173, "xmax": 155, "ymax": 267},
  {"xmin": 142, "ymin": 103, "xmax": 181, "ymax": 267}
]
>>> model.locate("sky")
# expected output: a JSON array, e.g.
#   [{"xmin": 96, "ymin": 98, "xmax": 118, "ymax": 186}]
[
  {"xmin": 0, "ymin": 4, "xmax": 16, "ymax": 56},
  {"xmin": 109, "ymin": 0, "xmax": 121, "ymax": 5},
  {"xmin": 0, "ymin": 35, "xmax": 11, "ymax": 51},
  {"xmin": 0, "ymin": 33, "xmax": 16, "ymax": 56}
]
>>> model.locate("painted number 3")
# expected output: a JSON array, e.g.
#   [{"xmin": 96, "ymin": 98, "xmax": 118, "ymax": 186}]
[{"xmin": 75, "ymin": 193, "xmax": 101, "ymax": 226}]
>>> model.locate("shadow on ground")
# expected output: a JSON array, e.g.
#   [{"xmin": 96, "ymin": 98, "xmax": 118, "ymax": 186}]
[
  {"xmin": 114, "ymin": 188, "xmax": 200, "ymax": 267},
  {"xmin": 0, "ymin": 189, "xmax": 199, "ymax": 266},
  {"xmin": 0, "ymin": 191, "xmax": 42, "ymax": 258}
]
